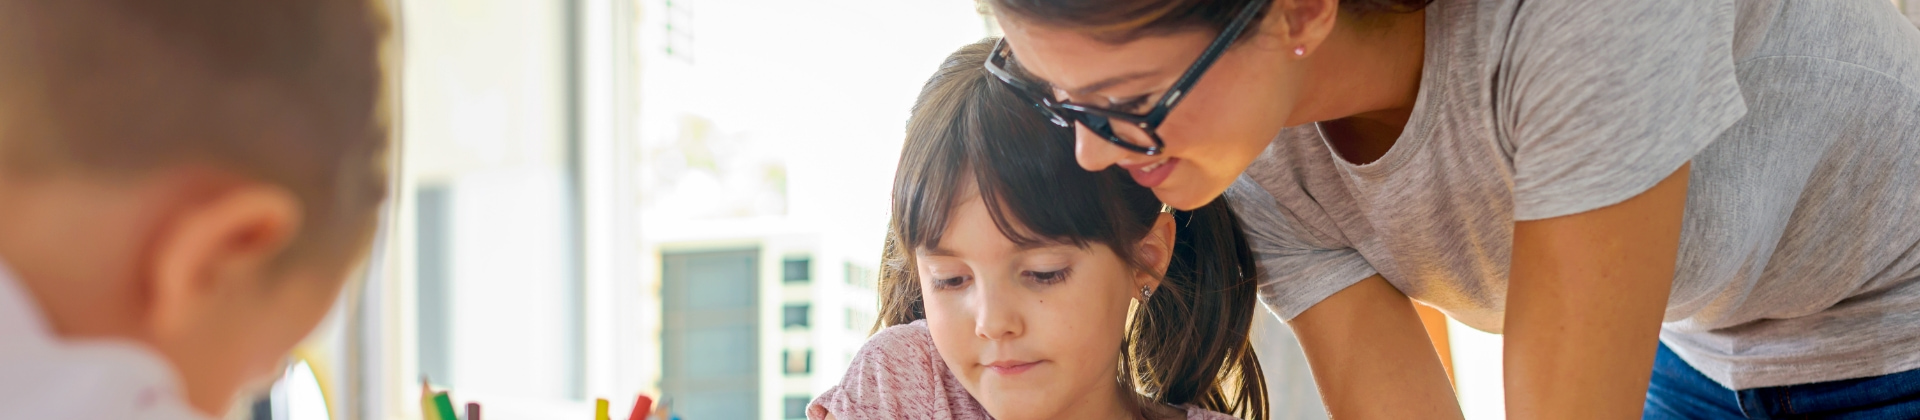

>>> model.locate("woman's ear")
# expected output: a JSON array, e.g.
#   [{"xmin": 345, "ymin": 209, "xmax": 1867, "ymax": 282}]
[
  {"xmin": 1134, "ymin": 212, "xmax": 1178, "ymax": 294},
  {"xmin": 1269, "ymin": 0, "xmax": 1341, "ymax": 56}
]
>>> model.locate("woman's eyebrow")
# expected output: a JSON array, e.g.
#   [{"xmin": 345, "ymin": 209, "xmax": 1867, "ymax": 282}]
[{"xmin": 1060, "ymin": 69, "xmax": 1162, "ymax": 97}]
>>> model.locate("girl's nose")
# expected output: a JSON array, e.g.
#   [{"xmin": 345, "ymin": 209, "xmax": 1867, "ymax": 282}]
[{"xmin": 972, "ymin": 279, "xmax": 1024, "ymax": 341}]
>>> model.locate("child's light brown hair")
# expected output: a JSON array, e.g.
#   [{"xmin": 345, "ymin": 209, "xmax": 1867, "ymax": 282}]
[
  {"xmin": 879, "ymin": 38, "xmax": 1269, "ymax": 420},
  {"xmin": 0, "ymin": 0, "xmax": 391, "ymax": 267}
]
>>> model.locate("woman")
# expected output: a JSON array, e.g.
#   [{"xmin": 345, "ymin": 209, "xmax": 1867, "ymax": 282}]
[
  {"xmin": 981, "ymin": 0, "xmax": 1920, "ymax": 418},
  {"xmin": 810, "ymin": 39, "xmax": 1265, "ymax": 420}
]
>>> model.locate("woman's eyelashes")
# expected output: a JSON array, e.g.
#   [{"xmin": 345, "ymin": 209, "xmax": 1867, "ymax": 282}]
[{"xmin": 1105, "ymin": 95, "xmax": 1152, "ymax": 113}]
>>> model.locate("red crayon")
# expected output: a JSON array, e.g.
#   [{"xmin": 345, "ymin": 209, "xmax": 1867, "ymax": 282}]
[{"xmin": 628, "ymin": 395, "xmax": 654, "ymax": 420}]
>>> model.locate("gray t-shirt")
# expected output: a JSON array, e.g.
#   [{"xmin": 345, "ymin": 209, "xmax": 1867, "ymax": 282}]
[{"xmin": 1229, "ymin": 0, "xmax": 1920, "ymax": 390}]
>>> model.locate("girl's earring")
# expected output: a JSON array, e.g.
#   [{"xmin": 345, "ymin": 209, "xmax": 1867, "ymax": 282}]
[
  {"xmin": 1294, "ymin": 46, "xmax": 1307, "ymax": 56},
  {"xmin": 1140, "ymin": 286, "xmax": 1155, "ymax": 300}
]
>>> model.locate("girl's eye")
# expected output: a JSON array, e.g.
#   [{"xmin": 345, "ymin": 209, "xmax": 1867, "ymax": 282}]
[
  {"xmin": 1024, "ymin": 268, "xmax": 1073, "ymax": 285},
  {"xmin": 931, "ymin": 275, "xmax": 971, "ymax": 290}
]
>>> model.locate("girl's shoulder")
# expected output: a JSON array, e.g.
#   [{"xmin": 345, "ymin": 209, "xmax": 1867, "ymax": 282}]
[
  {"xmin": 807, "ymin": 320, "xmax": 990, "ymax": 420},
  {"xmin": 1182, "ymin": 405, "xmax": 1243, "ymax": 420},
  {"xmin": 859, "ymin": 320, "xmax": 940, "ymax": 359}
]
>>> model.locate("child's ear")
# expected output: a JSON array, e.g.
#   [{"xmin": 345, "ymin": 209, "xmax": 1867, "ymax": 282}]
[
  {"xmin": 145, "ymin": 183, "xmax": 303, "ymax": 337},
  {"xmin": 1133, "ymin": 212, "xmax": 1178, "ymax": 292}
]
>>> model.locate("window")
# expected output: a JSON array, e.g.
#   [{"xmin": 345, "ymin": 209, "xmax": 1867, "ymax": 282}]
[
  {"xmin": 662, "ymin": 0, "xmax": 695, "ymax": 62},
  {"xmin": 395, "ymin": 0, "xmax": 586, "ymax": 404},
  {"xmin": 783, "ymin": 304, "xmax": 810, "ymax": 329},
  {"xmin": 663, "ymin": 250, "xmax": 761, "ymax": 419},
  {"xmin": 339, "ymin": 1, "xmax": 994, "ymax": 418},
  {"xmin": 844, "ymin": 262, "xmax": 875, "ymax": 288},
  {"xmin": 783, "ymin": 257, "xmax": 811, "ymax": 283},
  {"xmin": 415, "ymin": 185, "xmax": 454, "ymax": 385},
  {"xmin": 782, "ymin": 349, "xmax": 811, "ymax": 375},
  {"xmin": 784, "ymin": 395, "xmax": 811, "ymax": 420},
  {"xmin": 846, "ymin": 308, "xmax": 873, "ymax": 332}
]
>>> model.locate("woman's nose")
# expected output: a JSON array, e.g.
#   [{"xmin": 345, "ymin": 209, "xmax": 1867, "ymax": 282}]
[
  {"xmin": 1074, "ymin": 124, "xmax": 1127, "ymax": 172},
  {"xmin": 972, "ymin": 279, "xmax": 1024, "ymax": 341}
]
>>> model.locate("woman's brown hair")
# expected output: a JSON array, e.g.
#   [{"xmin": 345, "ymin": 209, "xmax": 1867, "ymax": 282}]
[
  {"xmin": 876, "ymin": 38, "xmax": 1269, "ymax": 420},
  {"xmin": 989, "ymin": 0, "xmax": 1431, "ymax": 43}
]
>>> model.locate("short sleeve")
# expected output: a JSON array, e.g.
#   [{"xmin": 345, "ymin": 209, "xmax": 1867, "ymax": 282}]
[
  {"xmin": 1224, "ymin": 178, "xmax": 1379, "ymax": 321},
  {"xmin": 807, "ymin": 321, "xmax": 989, "ymax": 420},
  {"xmin": 1499, "ymin": 0, "xmax": 1746, "ymax": 221}
]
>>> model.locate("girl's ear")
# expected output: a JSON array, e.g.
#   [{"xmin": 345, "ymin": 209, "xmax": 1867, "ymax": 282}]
[{"xmin": 1134, "ymin": 212, "xmax": 1178, "ymax": 295}]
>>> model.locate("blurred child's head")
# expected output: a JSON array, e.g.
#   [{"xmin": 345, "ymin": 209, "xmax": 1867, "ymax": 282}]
[
  {"xmin": 878, "ymin": 39, "xmax": 1267, "ymax": 420},
  {"xmin": 0, "ymin": 0, "xmax": 388, "ymax": 413}
]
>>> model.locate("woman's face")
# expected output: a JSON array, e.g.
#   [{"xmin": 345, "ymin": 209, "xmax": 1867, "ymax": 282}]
[
  {"xmin": 915, "ymin": 188, "xmax": 1158, "ymax": 419},
  {"xmin": 996, "ymin": 14, "xmax": 1305, "ymax": 210}
]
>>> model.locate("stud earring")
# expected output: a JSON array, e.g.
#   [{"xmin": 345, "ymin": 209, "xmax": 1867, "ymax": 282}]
[
  {"xmin": 1141, "ymin": 286, "xmax": 1155, "ymax": 299},
  {"xmin": 1293, "ymin": 46, "xmax": 1306, "ymax": 56}
]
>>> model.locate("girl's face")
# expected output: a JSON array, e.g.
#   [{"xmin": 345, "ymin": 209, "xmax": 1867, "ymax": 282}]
[
  {"xmin": 994, "ymin": 14, "xmax": 1307, "ymax": 210},
  {"xmin": 915, "ymin": 186, "xmax": 1171, "ymax": 420}
]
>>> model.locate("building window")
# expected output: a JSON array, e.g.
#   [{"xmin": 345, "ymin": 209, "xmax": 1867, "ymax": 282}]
[
  {"xmin": 783, "ymin": 257, "xmax": 810, "ymax": 283},
  {"xmin": 846, "ymin": 308, "xmax": 873, "ymax": 332},
  {"xmin": 784, "ymin": 395, "xmax": 811, "ymax": 420},
  {"xmin": 844, "ymin": 262, "xmax": 875, "ymax": 288},
  {"xmin": 783, "ymin": 304, "xmax": 809, "ymax": 329},
  {"xmin": 662, "ymin": 250, "xmax": 761, "ymax": 419},
  {"xmin": 663, "ymin": 0, "xmax": 695, "ymax": 62},
  {"xmin": 783, "ymin": 349, "xmax": 811, "ymax": 375}
]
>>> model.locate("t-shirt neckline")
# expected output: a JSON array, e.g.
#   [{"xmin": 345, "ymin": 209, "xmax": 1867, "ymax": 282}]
[{"xmin": 1315, "ymin": 0, "xmax": 1449, "ymax": 178}]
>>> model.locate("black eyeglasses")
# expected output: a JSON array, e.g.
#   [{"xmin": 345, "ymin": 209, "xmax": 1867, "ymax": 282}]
[{"xmin": 984, "ymin": 0, "xmax": 1267, "ymax": 156}]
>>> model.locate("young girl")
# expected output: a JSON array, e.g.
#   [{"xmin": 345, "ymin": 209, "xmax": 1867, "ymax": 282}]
[{"xmin": 807, "ymin": 39, "xmax": 1269, "ymax": 420}]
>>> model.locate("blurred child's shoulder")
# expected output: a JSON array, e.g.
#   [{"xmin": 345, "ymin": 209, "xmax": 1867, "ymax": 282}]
[{"xmin": 0, "ymin": 269, "xmax": 206, "ymax": 420}]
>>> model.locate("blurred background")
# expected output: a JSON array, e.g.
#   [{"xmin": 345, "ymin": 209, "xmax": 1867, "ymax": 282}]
[{"xmin": 258, "ymin": 1, "xmax": 1920, "ymax": 420}]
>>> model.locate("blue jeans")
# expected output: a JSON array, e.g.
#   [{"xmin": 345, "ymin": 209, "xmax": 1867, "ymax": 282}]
[{"xmin": 1644, "ymin": 342, "xmax": 1920, "ymax": 419}]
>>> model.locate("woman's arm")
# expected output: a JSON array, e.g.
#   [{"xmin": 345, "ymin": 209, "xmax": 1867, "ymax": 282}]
[
  {"xmin": 1292, "ymin": 274, "xmax": 1465, "ymax": 419},
  {"xmin": 1506, "ymin": 164, "xmax": 1689, "ymax": 419}
]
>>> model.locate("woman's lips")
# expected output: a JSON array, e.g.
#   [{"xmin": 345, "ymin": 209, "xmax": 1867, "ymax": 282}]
[
  {"xmin": 1122, "ymin": 158, "xmax": 1179, "ymax": 188},
  {"xmin": 985, "ymin": 360, "xmax": 1043, "ymax": 375}
]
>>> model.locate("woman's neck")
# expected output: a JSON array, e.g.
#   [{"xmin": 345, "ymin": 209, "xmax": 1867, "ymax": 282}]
[{"xmin": 1295, "ymin": 9, "xmax": 1427, "ymax": 165}]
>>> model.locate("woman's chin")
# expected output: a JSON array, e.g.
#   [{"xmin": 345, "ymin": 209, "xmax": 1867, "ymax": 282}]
[{"xmin": 1153, "ymin": 177, "xmax": 1231, "ymax": 211}]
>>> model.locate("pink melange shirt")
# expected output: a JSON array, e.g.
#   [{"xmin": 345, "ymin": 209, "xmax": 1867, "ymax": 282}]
[{"xmin": 808, "ymin": 320, "xmax": 1241, "ymax": 420}]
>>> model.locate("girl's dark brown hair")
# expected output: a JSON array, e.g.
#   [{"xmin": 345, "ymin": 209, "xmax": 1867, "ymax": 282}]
[
  {"xmin": 876, "ymin": 38, "xmax": 1268, "ymax": 420},
  {"xmin": 990, "ymin": 0, "xmax": 1432, "ymax": 43}
]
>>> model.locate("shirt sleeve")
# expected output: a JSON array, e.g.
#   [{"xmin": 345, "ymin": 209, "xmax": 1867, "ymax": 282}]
[
  {"xmin": 1224, "ymin": 178, "xmax": 1379, "ymax": 321},
  {"xmin": 1499, "ymin": 0, "xmax": 1746, "ymax": 221}
]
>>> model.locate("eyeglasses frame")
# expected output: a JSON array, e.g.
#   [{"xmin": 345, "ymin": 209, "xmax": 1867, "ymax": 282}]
[{"xmin": 982, "ymin": 0, "xmax": 1269, "ymax": 156}]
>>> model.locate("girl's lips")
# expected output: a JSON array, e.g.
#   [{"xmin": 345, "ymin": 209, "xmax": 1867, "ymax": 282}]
[
  {"xmin": 985, "ymin": 360, "xmax": 1042, "ymax": 375},
  {"xmin": 1123, "ymin": 158, "xmax": 1179, "ymax": 188}
]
